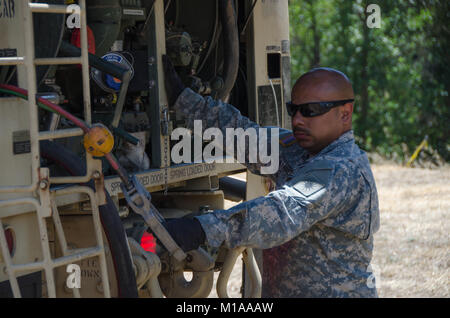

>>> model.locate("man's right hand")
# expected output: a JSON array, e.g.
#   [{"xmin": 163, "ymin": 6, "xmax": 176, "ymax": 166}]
[{"xmin": 162, "ymin": 55, "xmax": 185, "ymax": 106}]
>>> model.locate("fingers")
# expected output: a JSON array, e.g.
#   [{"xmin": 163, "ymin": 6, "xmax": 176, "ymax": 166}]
[{"xmin": 163, "ymin": 218, "xmax": 206, "ymax": 252}]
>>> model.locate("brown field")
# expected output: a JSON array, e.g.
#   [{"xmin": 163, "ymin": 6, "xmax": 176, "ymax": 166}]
[{"xmin": 208, "ymin": 163, "xmax": 450, "ymax": 298}]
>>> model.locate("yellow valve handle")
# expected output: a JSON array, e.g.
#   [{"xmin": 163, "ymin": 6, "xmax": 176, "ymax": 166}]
[{"xmin": 83, "ymin": 123, "xmax": 115, "ymax": 157}]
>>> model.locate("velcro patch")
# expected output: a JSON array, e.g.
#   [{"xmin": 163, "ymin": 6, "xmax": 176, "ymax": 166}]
[
  {"xmin": 279, "ymin": 134, "xmax": 296, "ymax": 147},
  {"xmin": 290, "ymin": 163, "xmax": 333, "ymax": 198}
]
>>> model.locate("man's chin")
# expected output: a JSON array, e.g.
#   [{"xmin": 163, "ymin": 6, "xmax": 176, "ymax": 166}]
[
  {"xmin": 295, "ymin": 136, "xmax": 320, "ymax": 153},
  {"xmin": 296, "ymin": 138, "xmax": 314, "ymax": 149}
]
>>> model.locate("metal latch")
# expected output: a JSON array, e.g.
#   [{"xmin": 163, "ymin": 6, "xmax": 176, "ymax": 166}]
[{"xmin": 161, "ymin": 107, "xmax": 169, "ymax": 136}]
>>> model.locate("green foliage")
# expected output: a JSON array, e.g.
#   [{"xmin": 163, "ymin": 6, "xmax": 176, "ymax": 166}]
[{"xmin": 288, "ymin": 0, "xmax": 449, "ymax": 162}]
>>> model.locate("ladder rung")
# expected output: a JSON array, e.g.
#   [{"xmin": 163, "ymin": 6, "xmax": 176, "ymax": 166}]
[
  {"xmin": 34, "ymin": 57, "xmax": 82, "ymax": 66},
  {"xmin": 9, "ymin": 247, "xmax": 102, "ymax": 273},
  {"xmin": 50, "ymin": 176, "xmax": 92, "ymax": 184},
  {"xmin": 0, "ymin": 57, "xmax": 25, "ymax": 66},
  {"xmin": 39, "ymin": 128, "xmax": 84, "ymax": 141},
  {"xmin": 28, "ymin": 3, "xmax": 79, "ymax": 14}
]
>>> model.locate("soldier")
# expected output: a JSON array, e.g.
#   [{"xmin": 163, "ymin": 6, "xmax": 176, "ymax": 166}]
[{"xmin": 161, "ymin": 55, "xmax": 380, "ymax": 297}]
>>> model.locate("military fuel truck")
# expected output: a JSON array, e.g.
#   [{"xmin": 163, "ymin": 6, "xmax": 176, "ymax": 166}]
[{"xmin": 0, "ymin": 0, "xmax": 291, "ymax": 298}]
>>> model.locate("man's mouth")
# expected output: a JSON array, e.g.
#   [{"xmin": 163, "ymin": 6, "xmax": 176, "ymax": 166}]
[{"xmin": 293, "ymin": 128, "xmax": 310, "ymax": 139}]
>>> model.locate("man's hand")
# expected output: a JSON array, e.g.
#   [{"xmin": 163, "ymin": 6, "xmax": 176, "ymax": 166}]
[
  {"xmin": 162, "ymin": 54, "xmax": 185, "ymax": 106},
  {"xmin": 163, "ymin": 217, "xmax": 206, "ymax": 252}
]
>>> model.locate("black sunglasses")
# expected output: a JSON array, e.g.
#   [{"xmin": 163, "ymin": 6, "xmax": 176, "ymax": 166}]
[{"xmin": 286, "ymin": 99, "xmax": 354, "ymax": 117}]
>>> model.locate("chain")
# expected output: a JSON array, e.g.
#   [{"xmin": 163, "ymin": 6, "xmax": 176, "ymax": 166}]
[
  {"xmin": 162, "ymin": 107, "xmax": 169, "ymax": 195},
  {"xmin": 164, "ymin": 133, "xmax": 169, "ymax": 195}
]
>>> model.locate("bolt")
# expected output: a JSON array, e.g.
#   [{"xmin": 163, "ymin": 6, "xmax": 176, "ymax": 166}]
[
  {"xmin": 93, "ymin": 171, "xmax": 101, "ymax": 179},
  {"xmin": 39, "ymin": 180, "xmax": 48, "ymax": 189},
  {"xmin": 148, "ymin": 56, "xmax": 155, "ymax": 65},
  {"xmin": 118, "ymin": 206, "xmax": 129, "ymax": 218},
  {"xmin": 148, "ymin": 80, "xmax": 156, "ymax": 89}
]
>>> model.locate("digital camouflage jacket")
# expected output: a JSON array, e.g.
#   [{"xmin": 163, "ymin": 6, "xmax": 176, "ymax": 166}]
[{"xmin": 173, "ymin": 88, "xmax": 380, "ymax": 297}]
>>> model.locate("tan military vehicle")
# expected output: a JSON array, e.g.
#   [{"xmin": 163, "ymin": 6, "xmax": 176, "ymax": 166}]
[{"xmin": 0, "ymin": 0, "xmax": 290, "ymax": 298}]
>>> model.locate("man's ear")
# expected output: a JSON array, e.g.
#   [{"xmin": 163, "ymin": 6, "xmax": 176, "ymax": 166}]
[{"xmin": 340, "ymin": 103, "xmax": 353, "ymax": 124}]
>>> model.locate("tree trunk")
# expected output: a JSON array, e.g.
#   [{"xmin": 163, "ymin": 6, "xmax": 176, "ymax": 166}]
[
  {"xmin": 308, "ymin": 1, "xmax": 321, "ymax": 68},
  {"xmin": 359, "ymin": 5, "xmax": 370, "ymax": 142}
]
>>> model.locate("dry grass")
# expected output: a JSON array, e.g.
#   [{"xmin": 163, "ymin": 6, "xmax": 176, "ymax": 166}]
[
  {"xmin": 371, "ymin": 164, "xmax": 449, "ymax": 297},
  {"xmin": 208, "ymin": 164, "xmax": 450, "ymax": 298}
]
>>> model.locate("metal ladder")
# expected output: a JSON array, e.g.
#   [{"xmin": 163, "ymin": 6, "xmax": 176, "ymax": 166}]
[{"xmin": 0, "ymin": 1, "xmax": 110, "ymax": 298}]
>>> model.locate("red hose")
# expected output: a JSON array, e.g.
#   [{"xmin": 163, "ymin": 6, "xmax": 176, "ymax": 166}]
[
  {"xmin": 0, "ymin": 84, "xmax": 130, "ymax": 185},
  {"xmin": 0, "ymin": 84, "xmax": 89, "ymax": 133}
]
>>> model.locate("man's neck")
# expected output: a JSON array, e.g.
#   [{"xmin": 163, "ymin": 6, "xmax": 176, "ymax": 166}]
[{"xmin": 305, "ymin": 129, "xmax": 353, "ymax": 157}]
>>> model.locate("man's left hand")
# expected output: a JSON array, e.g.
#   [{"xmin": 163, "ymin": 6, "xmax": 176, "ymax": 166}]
[{"xmin": 163, "ymin": 217, "xmax": 206, "ymax": 252}]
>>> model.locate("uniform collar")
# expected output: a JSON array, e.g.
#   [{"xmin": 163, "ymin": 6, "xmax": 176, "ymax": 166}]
[{"xmin": 287, "ymin": 131, "xmax": 355, "ymax": 177}]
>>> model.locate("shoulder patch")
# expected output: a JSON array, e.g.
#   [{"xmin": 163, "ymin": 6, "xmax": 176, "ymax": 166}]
[
  {"xmin": 293, "ymin": 178, "xmax": 325, "ymax": 197},
  {"xmin": 279, "ymin": 133, "xmax": 296, "ymax": 148},
  {"xmin": 290, "ymin": 161, "xmax": 334, "ymax": 198}
]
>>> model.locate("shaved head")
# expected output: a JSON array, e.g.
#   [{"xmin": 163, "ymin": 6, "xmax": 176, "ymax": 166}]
[
  {"xmin": 290, "ymin": 67, "xmax": 355, "ymax": 155},
  {"xmin": 292, "ymin": 67, "xmax": 354, "ymax": 102}
]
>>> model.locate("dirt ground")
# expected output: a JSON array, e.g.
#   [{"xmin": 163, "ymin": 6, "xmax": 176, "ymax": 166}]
[{"xmin": 208, "ymin": 163, "xmax": 450, "ymax": 298}]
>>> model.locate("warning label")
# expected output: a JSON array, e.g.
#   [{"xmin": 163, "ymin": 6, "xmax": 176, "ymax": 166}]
[{"xmin": 12, "ymin": 130, "xmax": 31, "ymax": 155}]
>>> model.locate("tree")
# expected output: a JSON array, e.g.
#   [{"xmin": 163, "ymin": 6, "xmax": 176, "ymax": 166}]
[{"xmin": 288, "ymin": 0, "xmax": 449, "ymax": 162}]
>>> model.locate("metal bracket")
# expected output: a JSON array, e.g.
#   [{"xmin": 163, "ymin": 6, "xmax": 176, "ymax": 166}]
[
  {"xmin": 38, "ymin": 167, "xmax": 52, "ymax": 217},
  {"xmin": 93, "ymin": 169, "xmax": 107, "ymax": 206}
]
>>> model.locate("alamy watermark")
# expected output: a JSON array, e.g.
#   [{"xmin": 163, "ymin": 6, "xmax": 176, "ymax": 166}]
[
  {"xmin": 66, "ymin": 4, "xmax": 80, "ymax": 29},
  {"xmin": 171, "ymin": 120, "xmax": 279, "ymax": 175},
  {"xmin": 66, "ymin": 263, "xmax": 81, "ymax": 289},
  {"xmin": 366, "ymin": 4, "xmax": 381, "ymax": 29},
  {"xmin": 366, "ymin": 262, "xmax": 381, "ymax": 289}
]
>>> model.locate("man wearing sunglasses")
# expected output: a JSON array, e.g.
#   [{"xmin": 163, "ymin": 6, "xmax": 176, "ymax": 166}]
[{"xmin": 161, "ymin": 55, "xmax": 380, "ymax": 298}]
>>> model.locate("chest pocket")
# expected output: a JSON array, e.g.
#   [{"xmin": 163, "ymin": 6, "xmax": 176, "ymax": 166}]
[
  {"xmin": 319, "ymin": 163, "xmax": 379, "ymax": 240},
  {"xmin": 359, "ymin": 167, "xmax": 380, "ymax": 236}
]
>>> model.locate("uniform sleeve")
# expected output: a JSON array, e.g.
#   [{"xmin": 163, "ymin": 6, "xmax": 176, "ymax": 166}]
[
  {"xmin": 172, "ymin": 88, "xmax": 283, "ymax": 177},
  {"xmin": 195, "ymin": 161, "xmax": 358, "ymax": 249}
]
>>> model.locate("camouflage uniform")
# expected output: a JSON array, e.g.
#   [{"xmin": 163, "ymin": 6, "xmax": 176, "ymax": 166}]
[{"xmin": 173, "ymin": 88, "xmax": 380, "ymax": 297}]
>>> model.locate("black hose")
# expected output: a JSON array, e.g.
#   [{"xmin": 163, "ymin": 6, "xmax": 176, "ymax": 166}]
[
  {"xmin": 40, "ymin": 140, "xmax": 138, "ymax": 298},
  {"xmin": 217, "ymin": 0, "xmax": 239, "ymax": 101},
  {"xmin": 219, "ymin": 176, "xmax": 247, "ymax": 202},
  {"xmin": 59, "ymin": 41, "xmax": 128, "ymax": 80}
]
